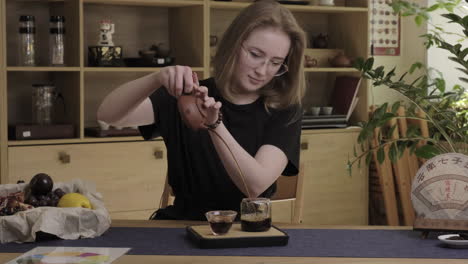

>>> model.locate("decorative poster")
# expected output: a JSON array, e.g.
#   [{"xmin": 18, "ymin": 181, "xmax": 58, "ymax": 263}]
[{"xmin": 370, "ymin": 0, "xmax": 401, "ymax": 56}]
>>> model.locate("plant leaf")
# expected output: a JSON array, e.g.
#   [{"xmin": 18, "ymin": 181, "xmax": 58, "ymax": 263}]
[
  {"xmin": 377, "ymin": 147, "xmax": 385, "ymax": 164},
  {"xmin": 366, "ymin": 152, "xmax": 373, "ymax": 166},
  {"xmin": 364, "ymin": 57, "xmax": 374, "ymax": 72},
  {"xmin": 409, "ymin": 142, "xmax": 418, "ymax": 155},
  {"xmin": 391, "ymin": 101, "xmax": 401, "ymax": 114},
  {"xmin": 426, "ymin": 3, "xmax": 439, "ymax": 12},
  {"xmin": 415, "ymin": 144, "xmax": 442, "ymax": 159},
  {"xmin": 377, "ymin": 112, "xmax": 396, "ymax": 127},
  {"xmin": 415, "ymin": 14, "xmax": 425, "ymax": 26},
  {"xmin": 409, "ymin": 62, "xmax": 423, "ymax": 73},
  {"xmin": 389, "ymin": 143, "xmax": 398, "ymax": 163},
  {"xmin": 387, "ymin": 124, "xmax": 398, "ymax": 139},
  {"xmin": 397, "ymin": 141, "xmax": 406, "ymax": 158}
]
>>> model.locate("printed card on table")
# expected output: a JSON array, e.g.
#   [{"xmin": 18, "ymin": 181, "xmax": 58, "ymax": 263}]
[{"xmin": 7, "ymin": 247, "xmax": 131, "ymax": 264}]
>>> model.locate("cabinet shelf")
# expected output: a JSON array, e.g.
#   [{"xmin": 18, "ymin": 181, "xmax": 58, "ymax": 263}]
[
  {"xmin": 7, "ymin": 129, "xmax": 362, "ymax": 144},
  {"xmin": 84, "ymin": 67, "xmax": 205, "ymax": 72},
  {"xmin": 8, "ymin": 138, "xmax": 84, "ymax": 146},
  {"xmin": 210, "ymin": 2, "xmax": 368, "ymax": 13},
  {"xmin": 304, "ymin": 67, "xmax": 358, "ymax": 72},
  {"xmin": 82, "ymin": 136, "xmax": 146, "ymax": 143},
  {"xmin": 8, "ymin": 136, "xmax": 153, "ymax": 146},
  {"xmin": 6, "ymin": 67, "xmax": 81, "ymax": 72},
  {"xmin": 82, "ymin": 0, "xmax": 203, "ymax": 7}
]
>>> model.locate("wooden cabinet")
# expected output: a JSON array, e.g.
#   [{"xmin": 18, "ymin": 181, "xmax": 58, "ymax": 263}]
[
  {"xmin": 300, "ymin": 129, "xmax": 368, "ymax": 224},
  {"xmin": 0, "ymin": 0, "xmax": 369, "ymax": 223},
  {"xmin": 7, "ymin": 141, "xmax": 167, "ymax": 220}
]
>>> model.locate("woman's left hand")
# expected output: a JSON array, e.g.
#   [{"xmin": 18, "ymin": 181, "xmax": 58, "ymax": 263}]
[{"xmin": 194, "ymin": 85, "xmax": 222, "ymax": 126}]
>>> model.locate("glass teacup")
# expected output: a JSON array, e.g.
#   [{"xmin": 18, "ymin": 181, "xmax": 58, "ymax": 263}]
[
  {"xmin": 240, "ymin": 198, "xmax": 272, "ymax": 232},
  {"xmin": 205, "ymin": 210, "xmax": 237, "ymax": 235}
]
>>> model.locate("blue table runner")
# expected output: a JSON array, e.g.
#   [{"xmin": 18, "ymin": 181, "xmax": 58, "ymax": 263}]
[{"xmin": 1, "ymin": 227, "xmax": 467, "ymax": 259}]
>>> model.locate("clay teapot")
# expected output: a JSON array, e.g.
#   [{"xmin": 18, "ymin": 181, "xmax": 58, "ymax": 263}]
[
  {"xmin": 156, "ymin": 42, "xmax": 171, "ymax": 57},
  {"xmin": 177, "ymin": 93, "xmax": 208, "ymax": 131},
  {"xmin": 304, "ymin": 55, "xmax": 318, "ymax": 67},
  {"xmin": 329, "ymin": 52, "xmax": 352, "ymax": 67},
  {"xmin": 312, "ymin": 34, "xmax": 328, "ymax": 49}
]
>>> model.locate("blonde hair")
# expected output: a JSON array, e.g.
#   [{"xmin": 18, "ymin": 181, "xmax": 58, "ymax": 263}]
[{"xmin": 213, "ymin": 0, "xmax": 306, "ymax": 112}]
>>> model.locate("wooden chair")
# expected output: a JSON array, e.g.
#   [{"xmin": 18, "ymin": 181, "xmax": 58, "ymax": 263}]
[
  {"xmin": 159, "ymin": 173, "xmax": 174, "ymax": 210},
  {"xmin": 159, "ymin": 163, "xmax": 305, "ymax": 224},
  {"xmin": 270, "ymin": 163, "xmax": 305, "ymax": 224}
]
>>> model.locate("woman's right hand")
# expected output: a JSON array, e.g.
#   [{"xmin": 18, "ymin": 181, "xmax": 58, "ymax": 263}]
[{"xmin": 155, "ymin": 65, "xmax": 198, "ymax": 98}]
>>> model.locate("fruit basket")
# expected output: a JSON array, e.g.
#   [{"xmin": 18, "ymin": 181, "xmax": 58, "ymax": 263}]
[{"xmin": 0, "ymin": 179, "xmax": 111, "ymax": 244}]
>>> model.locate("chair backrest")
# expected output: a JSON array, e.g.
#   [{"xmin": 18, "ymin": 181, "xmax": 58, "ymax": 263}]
[
  {"xmin": 159, "ymin": 163, "xmax": 305, "ymax": 223},
  {"xmin": 159, "ymin": 172, "xmax": 174, "ymax": 209},
  {"xmin": 270, "ymin": 163, "xmax": 305, "ymax": 224}
]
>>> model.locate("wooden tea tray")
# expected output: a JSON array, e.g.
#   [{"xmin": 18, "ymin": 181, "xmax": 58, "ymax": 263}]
[{"xmin": 186, "ymin": 224, "xmax": 289, "ymax": 248}]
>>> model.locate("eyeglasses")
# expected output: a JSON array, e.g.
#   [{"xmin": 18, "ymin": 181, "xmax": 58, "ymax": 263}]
[{"xmin": 241, "ymin": 45, "xmax": 288, "ymax": 77}]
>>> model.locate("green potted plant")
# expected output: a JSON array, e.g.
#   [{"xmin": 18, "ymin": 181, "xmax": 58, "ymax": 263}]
[{"xmin": 348, "ymin": 0, "xmax": 467, "ymax": 174}]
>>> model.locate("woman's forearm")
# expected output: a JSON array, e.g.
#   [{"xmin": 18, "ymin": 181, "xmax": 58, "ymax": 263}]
[
  {"xmin": 97, "ymin": 72, "xmax": 161, "ymax": 124},
  {"xmin": 208, "ymin": 124, "xmax": 287, "ymax": 198}
]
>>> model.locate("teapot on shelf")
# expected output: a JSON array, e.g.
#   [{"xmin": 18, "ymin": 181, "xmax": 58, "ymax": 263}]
[
  {"xmin": 328, "ymin": 52, "xmax": 352, "ymax": 67},
  {"xmin": 304, "ymin": 55, "xmax": 318, "ymax": 67},
  {"xmin": 312, "ymin": 33, "xmax": 328, "ymax": 49}
]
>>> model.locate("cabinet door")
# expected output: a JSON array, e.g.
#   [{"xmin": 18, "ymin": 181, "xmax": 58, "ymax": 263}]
[
  {"xmin": 8, "ymin": 141, "xmax": 167, "ymax": 220},
  {"xmin": 300, "ymin": 131, "xmax": 368, "ymax": 225}
]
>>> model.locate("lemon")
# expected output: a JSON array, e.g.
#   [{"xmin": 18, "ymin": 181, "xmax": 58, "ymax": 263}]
[{"xmin": 57, "ymin": 193, "xmax": 93, "ymax": 209}]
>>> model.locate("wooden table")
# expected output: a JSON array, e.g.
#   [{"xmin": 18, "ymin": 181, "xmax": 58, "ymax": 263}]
[{"xmin": 0, "ymin": 220, "xmax": 465, "ymax": 264}]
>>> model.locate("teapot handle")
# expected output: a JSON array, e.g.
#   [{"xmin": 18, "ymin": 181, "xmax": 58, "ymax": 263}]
[{"xmin": 55, "ymin": 92, "xmax": 67, "ymax": 117}]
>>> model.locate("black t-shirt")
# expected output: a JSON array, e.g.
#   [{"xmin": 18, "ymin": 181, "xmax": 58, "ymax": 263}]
[{"xmin": 139, "ymin": 78, "xmax": 301, "ymax": 220}]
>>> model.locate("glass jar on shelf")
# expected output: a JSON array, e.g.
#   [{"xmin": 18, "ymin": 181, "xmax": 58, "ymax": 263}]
[
  {"xmin": 18, "ymin": 15, "xmax": 36, "ymax": 66},
  {"xmin": 49, "ymin": 15, "xmax": 66, "ymax": 66},
  {"xmin": 32, "ymin": 84, "xmax": 59, "ymax": 125}
]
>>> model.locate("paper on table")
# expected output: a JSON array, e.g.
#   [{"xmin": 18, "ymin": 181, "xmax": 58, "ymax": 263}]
[
  {"xmin": 0, "ymin": 179, "xmax": 111, "ymax": 244},
  {"xmin": 6, "ymin": 247, "xmax": 130, "ymax": 264}
]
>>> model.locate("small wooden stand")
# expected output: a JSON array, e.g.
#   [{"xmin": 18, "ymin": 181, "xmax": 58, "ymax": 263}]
[
  {"xmin": 88, "ymin": 46, "xmax": 124, "ymax": 67},
  {"xmin": 413, "ymin": 217, "xmax": 468, "ymax": 239}
]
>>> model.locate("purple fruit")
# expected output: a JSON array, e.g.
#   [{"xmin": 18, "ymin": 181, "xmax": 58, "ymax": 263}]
[
  {"xmin": 53, "ymin": 188, "xmax": 66, "ymax": 199},
  {"xmin": 38, "ymin": 199, "xmax": 48, "ymax": 207},
  {"xmin": 26, "ymin": 195, "xmax": 38, "ymax": 207},
  {"xmin": 29, "ymin": 173, "xmax": 53, "ymax": 196}
]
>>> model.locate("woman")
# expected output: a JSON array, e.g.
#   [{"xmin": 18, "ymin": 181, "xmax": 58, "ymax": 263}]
[{"xmin": 97, "ymin": 0, "xmax": 306, "ymax": 220}]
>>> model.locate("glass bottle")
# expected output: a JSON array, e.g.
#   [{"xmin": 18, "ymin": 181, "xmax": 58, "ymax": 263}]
[
  {"xmin": 49, "ymin": 16, "xmax": 66, "ymax": 66},
  {"xmin": 18, "ymin": 15, "xmax": 36, "ymax": 66},
  {"xmin": 32, "ymin": 84, "xmax": 56, "ymax": 125}
]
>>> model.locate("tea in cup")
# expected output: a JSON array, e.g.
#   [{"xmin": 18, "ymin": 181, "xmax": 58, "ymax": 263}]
[
  {"xmin": 240, "ymin": 198, "xmax": 272, "ymax": 232},
  {"xmin": 205, "ymin": 210, "xmax": 237, "ymax": 235}
]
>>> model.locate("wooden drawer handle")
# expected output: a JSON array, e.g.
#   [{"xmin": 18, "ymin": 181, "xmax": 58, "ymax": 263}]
[
  {"xmin": 154, "ymin": 150, "xmax": 164, "ymax": 159},
  {"xmin": 59, "ymin": 152, "xmax": 71, "ymax": 164},
  {"xmin": 300, "ymin": 142, "xmax": 309, "ymax": 150}
]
